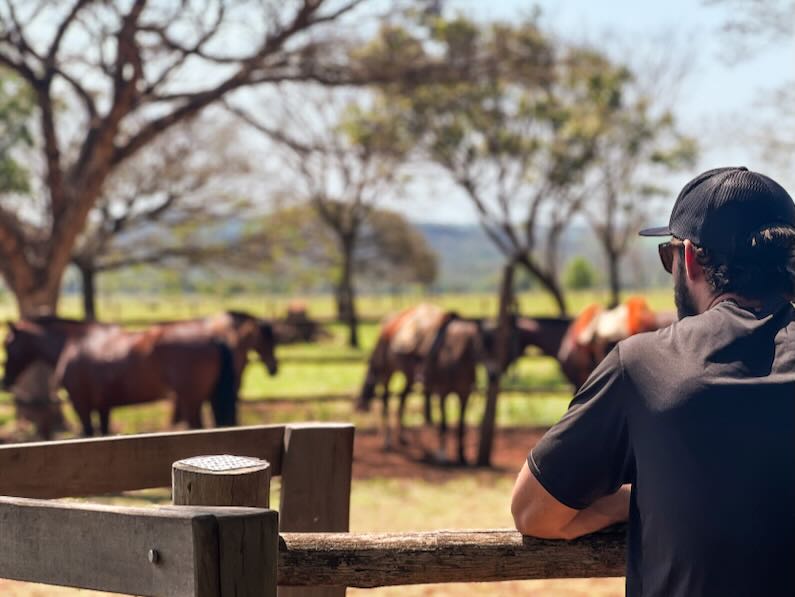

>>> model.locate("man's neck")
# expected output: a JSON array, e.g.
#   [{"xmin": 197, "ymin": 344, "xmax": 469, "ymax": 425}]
[{"xmin": 705, "ymin": 293, "xmax": 784, "ymax": 313}]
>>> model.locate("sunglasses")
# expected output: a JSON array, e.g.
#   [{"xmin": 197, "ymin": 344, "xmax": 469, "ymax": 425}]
[{"xmin": 658, "ymin": 240, "xmax": 684, "ymax": 274}]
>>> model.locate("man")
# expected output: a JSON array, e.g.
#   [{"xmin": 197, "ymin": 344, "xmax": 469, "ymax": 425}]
[{"xmin": 511, "ymin": 167, "xmax": 795, "ymax": 596}]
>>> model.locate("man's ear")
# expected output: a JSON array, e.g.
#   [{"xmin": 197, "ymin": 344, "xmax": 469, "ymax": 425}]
[{"xmin": 683, "ymin": 240, "xmax": 702, "ymax": 282}]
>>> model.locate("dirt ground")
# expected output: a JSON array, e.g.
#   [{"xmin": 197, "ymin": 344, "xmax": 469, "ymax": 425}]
[{"xmin": 352, "ymin": 425, "xmax": 546, "ymax": 481}]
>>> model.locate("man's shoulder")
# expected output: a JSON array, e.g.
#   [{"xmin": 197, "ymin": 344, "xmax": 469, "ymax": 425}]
[{"xmin": 617, "ymin": 309, "xmax": 720, "ymax": 366}]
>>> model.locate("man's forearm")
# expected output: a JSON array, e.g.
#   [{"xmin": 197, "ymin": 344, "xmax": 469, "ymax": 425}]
[{"xmin": 557, "ymin": 484, "xmax": 631, "ymax": 539}]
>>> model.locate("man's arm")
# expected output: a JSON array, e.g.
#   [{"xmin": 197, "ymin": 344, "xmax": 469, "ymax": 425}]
[{"xmin": 511, "ymin": 461, "xmax": 630, "ymax": 539}]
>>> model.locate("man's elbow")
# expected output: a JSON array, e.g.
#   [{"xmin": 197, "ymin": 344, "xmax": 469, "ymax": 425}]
[{"xmin": 511, "ymin": 498, "xmax": 575, "ymax": 540}]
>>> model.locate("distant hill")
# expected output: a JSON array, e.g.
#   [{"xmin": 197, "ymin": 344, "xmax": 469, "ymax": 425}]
[
  {"xmin": 416, "ymin": 223, "xmax": 504, "ymax": 291},
  {"xmin": 419, "ymin": 221, "xmax": 669, "ymax": 292}
]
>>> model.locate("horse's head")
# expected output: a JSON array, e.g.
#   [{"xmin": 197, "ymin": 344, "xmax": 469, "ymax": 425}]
[
  {"xmin": 356, "ymin": 335, "xmax": 390, "ymax": 413},
  {"xmin": 356, "ymin": 365, "xmax": 378, "ymax": 412},
  {"xmin": 476, "ymin": 316, "xmax": 524, "ymax": 380},
  {"xmin": 3, "ymin": 322, "xmax": 40, "ymax": 389},
  {"xmin": 255, "ymin": 321, "xmax": 278, "ymax": 376}
]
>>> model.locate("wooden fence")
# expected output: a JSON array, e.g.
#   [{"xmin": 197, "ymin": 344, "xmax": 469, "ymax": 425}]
[{"xmin": 0, "ymin": 423, "xmax": 624, "ymax": 596}]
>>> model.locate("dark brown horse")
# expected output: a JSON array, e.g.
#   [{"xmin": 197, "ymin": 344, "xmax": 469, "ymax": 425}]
[
  {"xmin": 423, "ymin": 318, "xmax": 498, "ymax": 464},
  {"xmin": 427, "ymin": 315, "xmax": 572, "ymax": 464},
  {"xmin": 54, "ymin": 324, "xmax": 237, "ymax": 435},
  {"xmin": 159, "ymin": 311, "xmax": 278, "ymax": 396},
  {"xmin": 2, "ymin": 317, "xmax": 110, "ymax": 390},
  {"xmin": 4, "ymin": 312, "xmax": 279, "ymax": 436}
]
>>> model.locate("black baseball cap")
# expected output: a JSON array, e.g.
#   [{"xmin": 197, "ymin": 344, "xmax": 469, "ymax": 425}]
[{"xmin": 639, "ymin": 167, "xmax": 795, "ymax": 255}]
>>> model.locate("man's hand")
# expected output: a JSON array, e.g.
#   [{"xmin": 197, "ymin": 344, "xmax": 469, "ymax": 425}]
[{"xmin": 511, "ymin": 461, "xmax": 630, "ymax": 540}]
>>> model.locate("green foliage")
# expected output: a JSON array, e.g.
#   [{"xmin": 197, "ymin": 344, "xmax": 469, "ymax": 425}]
[
  {"xmin": 0, "ymin": 69, "xmax": 33, "ymax": 194},
  {"xmin": 564, "ymin": 257, "xmax": 598, "ymax": 290},
  {"xmin": 257, "ymin": 203, "xmax": 438, "ymax": 293}
]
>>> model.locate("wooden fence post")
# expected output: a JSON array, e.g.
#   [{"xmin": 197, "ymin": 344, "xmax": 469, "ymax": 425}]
[
  {"xmin": 278, "ymin": 423, "xmax": 354, "ymax": 597},
  {"xmin": 173, "ymin": 455, "xmax": 272, "ymax": 508},
  {"xmin": 172, "ymin": 455, "xmax": 278, "ymax": 597}
]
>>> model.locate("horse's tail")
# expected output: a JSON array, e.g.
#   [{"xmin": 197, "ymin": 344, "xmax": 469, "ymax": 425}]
[
  {"xmin": 422, "ymin": 311, "xmax": 459, "ymax": 380},
  {"xmin": 211, "ymin": 340, "xmax": 237, "ymax": 426}
]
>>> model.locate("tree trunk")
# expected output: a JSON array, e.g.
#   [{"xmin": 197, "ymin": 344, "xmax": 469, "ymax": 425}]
[
  {"xmin": 477, "ymin": 262, "xmax": 515, "ymax": 467},
  {"xmin": 336, "ymin": 237, "xmax": 359, "ymax": 349},
  {"xmin": 515, "ymin": 255, "xmax": 568, "ymax": 317},
  {"xmin": 13, "ymin": 282, "xmax": 61, "ymax": 318},
  {"xmin": 76, "ymin": 262, "xmax": 98, "ymax": 321},
  {"xmin": 607, "ymin": 250, "xmax": 621, "ymax": 309}
]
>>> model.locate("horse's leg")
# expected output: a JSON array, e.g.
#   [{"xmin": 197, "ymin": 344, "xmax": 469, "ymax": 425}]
[
  {"xmin": 98, "ymin": 406, "xmax": 111, "ymax": 436},
  {"xmin": 76, "ymin": 406, "xmax": 93, "ymax": 437},
  {"xmin": 184, "ymin": 396, "xmax": 203, "ymax": 429},
  {"xmin": 423, "ymin": 389, "xmax": 433, "ymax": 426},
  {"xmin": 170, "ymin": 401, "xmax": 182, "ymax": 426},
  {"xmin": 435, "ymin": 392, "xmax": 449, "ymax": 463},
  {"xmin": 381, "ymin": 384, "xmax": 393, "ymax": 451},
  {"xmin": 457, "ymin": 391, "xmax": 471, "ymax": 465},
  {"xmin": 396, "ymin": 379, "xmax": 412, "ymax": 446}
]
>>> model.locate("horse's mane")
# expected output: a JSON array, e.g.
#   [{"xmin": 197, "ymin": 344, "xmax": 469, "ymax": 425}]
[{"xmin": 225, "ymin": 310, "xmax": 257, "ymax": 323}]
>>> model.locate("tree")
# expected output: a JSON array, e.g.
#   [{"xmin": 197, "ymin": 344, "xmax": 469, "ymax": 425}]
[
  {"xmin": 361, "ymin": 16, "xmax": 635, "ymax": 466},
  {"xmin": 582, "ymin": 85, "xmax": 696, "ymax": 307},
  {"xmin": 71, "ymin": 115, "xmax": 259, "ymax": 319},
  {"xmin": 707, "ymin": 0, "xmax": 794, "ymax": 179},
  {"xmin": 360, "ymin": 208, "xmax": 438, "ymax": 289},
  {"xmin": 372, "ymin": 17, "xmax": 631, "ymax": 316},
  {"xmin": 0, "ymin": 69, "xmax": 33, "ymax": 195},
  {"xmin": 264, "ymin": 203, "xmax": 438, "ymax": 294},
  {"xmin": 564, "ymin": 256, "xmax": 597, "ymax": 290},
  {"xmin": 0, "ymin": 0, "xmax": 393, "ymax": 316},
  {"xmin": 230, "ymin": 90, "xmax": 412, "ymax": 347}
]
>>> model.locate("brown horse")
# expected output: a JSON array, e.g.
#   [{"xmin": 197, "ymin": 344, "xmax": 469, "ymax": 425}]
[
  {"xmin": 358, "ymin": 308, "xmax": 498, "ymax": 464},
  {"xmin": 356, "ymin": 305, "xmax": 454, "ymax": 449},
  {"xmin": 422, "ymin": 317, "xmax": 498, "ymax": 464},
  {"xmin": 556, "ymin": 303, "xmax": 677, "ymax": 389},
  {"xmin": 2, "ymin": 317, "xmax": 110, "ymax": 390},
  {"xmin": 54, "ymin": 324, "xmax": 237, "ymax": 435},
  {"xmin": 4, "ymin": 312, "xmax": 279, "ymax": 436},
  {"xmin": 159, "ymin": 311, "xmax": 278, "ymax": 397}
]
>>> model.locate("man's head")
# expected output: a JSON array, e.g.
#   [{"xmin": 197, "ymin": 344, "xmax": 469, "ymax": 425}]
[{"xmin": 641, "ymin": 167, "xmax": 795, "ymax": 319}]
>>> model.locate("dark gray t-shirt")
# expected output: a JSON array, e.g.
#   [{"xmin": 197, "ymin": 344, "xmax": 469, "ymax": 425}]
[{"xmin": 529, "ymin": 299, "xmax": 795, "ymax": 597}]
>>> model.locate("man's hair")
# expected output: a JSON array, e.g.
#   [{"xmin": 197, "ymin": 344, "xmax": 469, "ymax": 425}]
[{"xmin": 693, "ymin": 225, "xmax": 795, "ymax": 299}]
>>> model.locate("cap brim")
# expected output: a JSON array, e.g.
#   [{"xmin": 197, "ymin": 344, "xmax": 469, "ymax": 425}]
[{"xmin": 638, "ymin": 225, "xmax": 671, "ymax": 237}]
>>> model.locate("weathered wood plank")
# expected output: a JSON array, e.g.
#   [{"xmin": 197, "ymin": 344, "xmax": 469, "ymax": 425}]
[
  {"xmin": 215, "ymin": 508, "xmax": 279, "ymax": 597},
  {"xmin": 0, "ymin": 425, "xmax": 285, "ymax": 498},
  {"xmin": 278, "ymin": 423, "xmax": 354, "ymax": 597},
  {"xmin": 277, "ymin": 528, "xmax": 626, "ymax": 588},
  {"xmin": 0, "ymin": 497, "xmax": 196, "ymax": 595},
  {"xmin": 172, "ymin": 454, "xmax": 278, "ymax": 597}
]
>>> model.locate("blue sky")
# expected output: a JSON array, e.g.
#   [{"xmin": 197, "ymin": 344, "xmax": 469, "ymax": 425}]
[{"xmin": 397, "ymin": 0, "xmax": 794, "ymax": 224}]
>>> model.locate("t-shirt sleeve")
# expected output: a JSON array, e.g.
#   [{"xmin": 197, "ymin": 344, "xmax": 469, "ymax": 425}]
[{"xmin": 528, "ymin": 345, "xmax": 634, "ymax": 510}]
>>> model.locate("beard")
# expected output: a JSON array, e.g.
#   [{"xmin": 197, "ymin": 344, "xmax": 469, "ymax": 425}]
[{"xmin": 674, "ymin": 256, "xmax": 699, "ymax": 320}]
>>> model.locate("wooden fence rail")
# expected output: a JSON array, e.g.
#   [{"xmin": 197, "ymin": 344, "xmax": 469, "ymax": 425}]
[
  {"xmin": 277, "ymin": 528, "xmax": 625, "ymax": 588},
  {"xmin": 0, "ymin": 496, "xmax": 277, "ymax": 597}
]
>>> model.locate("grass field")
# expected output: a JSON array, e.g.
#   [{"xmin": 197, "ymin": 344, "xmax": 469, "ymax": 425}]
[{"xmin": 0, "ymin": 289, "xmax": 674, "ymax": 595}]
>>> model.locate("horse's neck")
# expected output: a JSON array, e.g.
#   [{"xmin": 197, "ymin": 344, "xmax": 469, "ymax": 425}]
[
  {"xmin": 30, "ymin": 330, "xmax": 67, "ymax": 366},
  {"xmin": 519, "ymin": 319, "xmax": 571, "ymax": 358}
]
